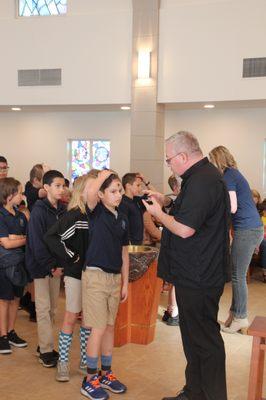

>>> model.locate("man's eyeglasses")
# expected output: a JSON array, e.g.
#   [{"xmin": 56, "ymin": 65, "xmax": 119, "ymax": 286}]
[
  {"xmin": 0, "ymin": 167, "xmax": 9, "ymax": 172},
  {"xmin": 165, "ymin": 152, "xmax": 182, "ymax": 165}
]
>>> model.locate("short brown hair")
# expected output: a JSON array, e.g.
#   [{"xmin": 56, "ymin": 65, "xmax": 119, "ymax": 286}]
[
  {"xmin": 0, "ymin": 177, "xmax": 21, "ymax": 205},
  {"xmin": 30, "ymin": 164, "xmax": 44, "ymax": 183},
  {"xmin": 122, "ymin": 173, "xmax": 138, "ymax": 189}
]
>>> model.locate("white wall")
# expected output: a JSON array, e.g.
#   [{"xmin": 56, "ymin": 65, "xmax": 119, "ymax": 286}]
[
  {"xmin": 158, "ymin": 0, "xmax": 266, "ymax": 103},
  {"xmin": 0, "ymin": 1, "xmax": 132, "ymax": 105},
  {"xmin": 164, "ymin": 107, "xmax": 266, "ymax": 196},
  {"xmin": 0, "ymin": 111, "xmax": 130, "ymax": 186}
]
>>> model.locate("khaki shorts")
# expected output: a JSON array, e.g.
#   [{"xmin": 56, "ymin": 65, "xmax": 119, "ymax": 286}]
[
  {"xmin": 64, "ymin": 276, "xmax": 82, "ymax": 313},
  {"xmin": 82, "ymin": 268, "xmax": 121, "ymax": 329}
]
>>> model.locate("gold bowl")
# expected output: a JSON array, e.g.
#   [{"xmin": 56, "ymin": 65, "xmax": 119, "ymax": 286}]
[{"xmin": 128, "ymin": 245, "xmax": 159, "ymax": 282}]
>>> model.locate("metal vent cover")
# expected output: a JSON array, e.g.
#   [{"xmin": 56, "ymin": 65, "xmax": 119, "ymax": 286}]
[
  {"xmin": 18, "ymin": 69, "xmax": 62, "ymax": 86},
  {"xmin": 243, "ymin": 58, "xmax": 266, "ymax": 78}
]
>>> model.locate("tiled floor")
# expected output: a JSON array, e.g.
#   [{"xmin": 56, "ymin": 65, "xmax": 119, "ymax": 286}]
[{"xmin": 0, "ymin": 270, "xmax": 265, "ymax": 400}]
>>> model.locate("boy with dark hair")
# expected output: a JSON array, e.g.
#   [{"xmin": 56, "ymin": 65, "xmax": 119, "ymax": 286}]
[
  {"xmin": 24, "ymin": 164, "xmax": 47, "ymax": 212},
  {"xmin": 81, "ymin": 171, "xmax": 129, "ymax": 400},
  {"xmin": 0, "ymin": 156, "xmax": 9, "ymax": 179},
  {"xmin": 119, "ymin": 173, "xmax": 144, "ymax": 245},
  {"xmin": 26, "ymin": 170, "xmax": 66, "ymax": 368}
]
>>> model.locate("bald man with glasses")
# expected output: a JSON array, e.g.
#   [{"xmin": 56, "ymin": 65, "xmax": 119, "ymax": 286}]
[{"xmin": 143, "ymin": 131, "xmax": 230, "ymax": 400}]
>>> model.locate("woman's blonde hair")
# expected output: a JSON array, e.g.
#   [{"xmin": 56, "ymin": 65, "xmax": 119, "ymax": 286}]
[
  {"xmin": 209, "ymin": 146, "xmax": 237, "ymax": 174},
  {"xmin": 251, "ymin": 189, "xmax": 261, "ymax": 205},
  {"xmin": 67, "ymin": 169, "xmax": 99, "ymax": 214}
]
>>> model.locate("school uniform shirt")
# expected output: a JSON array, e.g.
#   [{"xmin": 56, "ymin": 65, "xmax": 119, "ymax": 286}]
[
  {"xmin": 119, "ymin": 195, "xmax": 143, "ymax": 245},
  {"xmin": 24, "ymin": 181, "xmax": 40, "ymax": 212},
  {"xmin": 223, "ymin": 167, "xmax": 262, "ymax": 231},
  {"xmin": 0, "ymin": 207, "xmax": 27, "ymax": 259},
  {"xmin": 25, "ymin": 198, "xmax": 66, "ymax": 279},
  {"xmin": 84, "ymin": 202, "xmax": 129, "ymax": 274},
  {"xmin": 44, "ymin": 208, "xmax": 89, "ymax": 280},
  {"xmin": 158, "ymin": 157, "xmax": 231, "ymax": 289}
]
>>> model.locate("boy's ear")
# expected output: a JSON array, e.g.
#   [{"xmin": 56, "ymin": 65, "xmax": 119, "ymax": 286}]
[
  {"xmin": 6, "ymin": 194, "xmax": 13, "ymax": 203},
  {"xmin": 43, "ymin": 184, "xmax": 49, "ymax": 192}
]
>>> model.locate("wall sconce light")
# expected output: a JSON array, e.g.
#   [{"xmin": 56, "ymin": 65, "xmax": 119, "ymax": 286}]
[{"xmin": 138, "ymin": 51, "xmax": 151, "ymax": 79}]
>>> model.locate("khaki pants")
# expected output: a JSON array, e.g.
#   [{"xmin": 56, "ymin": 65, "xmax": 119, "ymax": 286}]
[{"xmin": 34, "ymin": 276, "xmax": 61, "ymax": 354}]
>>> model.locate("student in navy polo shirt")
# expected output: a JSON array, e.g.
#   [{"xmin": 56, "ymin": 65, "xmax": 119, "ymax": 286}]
[
  {"xmin": 81, "ymin": 171, "xmax": 129, "ymax": 400},
  {"xmin": 24, "ymin": 163, "xmax": 47, "ymax": 212},
  {"xmin": 119, "ymin": 172, "xmax": 144, "ymax": 245},
  {"xmin": 0, "ymin": 177, "xmax": 28, "ymax": 354},
  {"xmin": 209, "ymin": 146, "xmax": 263, "ymax": 334}
]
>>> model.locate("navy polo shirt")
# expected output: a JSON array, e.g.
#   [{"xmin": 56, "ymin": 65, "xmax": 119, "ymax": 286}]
[
  {"xmin": 0, "ymin": 207, "xmax": 27, "ymax": 237},
  {"xmin": 119, "ymin": 195, "xmax": 143, "ymax": 245},
  {"xmin": 0, "ymin": 207, "xmax": 27, "ymax": 258},
  {"xmin": 84, "ymin": 203, "xmax": 129, "ymax": 274},
  {"xmin": 223, "ymin": 168, "xmax": 262, "ymax": 230}
]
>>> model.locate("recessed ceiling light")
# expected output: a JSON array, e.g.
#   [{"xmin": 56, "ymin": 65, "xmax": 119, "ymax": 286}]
[
  {"xmin": 11, "ymin": 107, "xmax": 21, "ymax": 111},
  {"xmin": 204, "ymin": 104, "xmax": 215, "ymax": 109},
  {"xmin": 120, "ymin": 106, "xmax": 131, "ymax": 110}
]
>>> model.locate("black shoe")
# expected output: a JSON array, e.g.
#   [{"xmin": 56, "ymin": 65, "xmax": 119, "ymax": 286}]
[
  {"xmin": 162, "ymin": 390, "xmax": 189, "ymax": 400},
  {"xmin": 7, "ymin": 330, "xmax": 27, "ymax": 348},
  {"xmin": 166, "ymin": 315, "xmax": 179, "ymax": 326},
  {"xmin": 162, "ymin": 310, "xmax": 171, "ymax": 322},
  {"xmin": 0, "ymin": 336, "xmax": 12, "ymax": 354},
  {"xmin": 39, "ymin": 351, "xmax": 57, "ymax": 368},
  {"xmin": 36, "ymin": 346, "xmax": 58, "ymax": 359}
]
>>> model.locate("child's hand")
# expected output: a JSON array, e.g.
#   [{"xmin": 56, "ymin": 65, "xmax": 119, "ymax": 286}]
[
  {"xmin": 120, "ymin": 284, "xmax": 128, "ymax": 303},
  {"xmin": 8, "ymin": 234, "xmax": 25, "ymax": 240},
  {"xmin": 98, "ymin": 169, "xmax": 113, "ymax": 181},
  {"xmin": 51, "ymin": 268, "xmax": 64, "ymax": 277}
]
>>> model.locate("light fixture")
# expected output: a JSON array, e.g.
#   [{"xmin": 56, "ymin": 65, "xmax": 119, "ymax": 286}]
[
  {"xmin": 138, "ymin": 51, "xmax": 151, "ymax": 79},
  {"xmin": 11, "ymin": 107, "xmax": 21, "ymax": 111},
  {"xmin": 121, "ymin": 106, "xmax": 131, "ymax": 110},
  {"xmin": 204, "ymin": 104, "xmax": 215, "ymax": 109}
]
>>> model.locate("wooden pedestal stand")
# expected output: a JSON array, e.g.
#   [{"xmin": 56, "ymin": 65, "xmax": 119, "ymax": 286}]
[{"xmin": 114, "ymin": 260, "xmax": 162, "ymax": 347}]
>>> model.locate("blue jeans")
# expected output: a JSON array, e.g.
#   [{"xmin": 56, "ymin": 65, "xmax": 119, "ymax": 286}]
[{"xmin": 230, "ymin": 226, "xmax": 263, "ymax": 318}]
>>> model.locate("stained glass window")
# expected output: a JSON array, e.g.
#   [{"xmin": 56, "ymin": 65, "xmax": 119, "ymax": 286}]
[
  {"xmin": 69, "ymin": 140, "xmax": 111, "ymax": 182},
  {"xmin": 19, "ymin": 0, "xmax": 67, "ymax": 17},
  {"xmin": 92, "ymin": 141, "xmax": 110, "ymax": 170}
]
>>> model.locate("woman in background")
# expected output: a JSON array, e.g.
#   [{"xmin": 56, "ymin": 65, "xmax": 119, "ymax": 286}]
[{"xmin": 209, "ymin": 146, "xmax": 263, "ymax": 334}]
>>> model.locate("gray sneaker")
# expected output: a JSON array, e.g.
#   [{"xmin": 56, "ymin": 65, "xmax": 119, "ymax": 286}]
[{"xmin": 56, "ymin": 361, "xmax": 70, "ymax": 382}]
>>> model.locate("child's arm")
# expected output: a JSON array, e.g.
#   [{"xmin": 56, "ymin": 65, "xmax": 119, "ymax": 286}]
[
  {"xmin": 27, "ymin": 210, "xmax": 60, "ymax": 275},
  {"xmin": 85, "ymin": 170, "xmax": 113, "ymax": 210},
  {"xmin": 0, "ymin": 235, "xmax": 26, "ymax": 249},
  {"xmin": 44, "ymin": 212, "xmax": 84, "ymax": 263},
  {"xmin": 120, "ymin": 246, "xmax": 129, "ymax": 303}
]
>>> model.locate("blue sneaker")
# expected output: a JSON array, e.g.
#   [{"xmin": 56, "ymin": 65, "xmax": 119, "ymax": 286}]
[
  {"xmin": 100, "ymin": 370, "xmax": 127, "ymax": 394},
  {"xmin": 81, "ymin": 375, "xmax": 109, "ymax": 400}
]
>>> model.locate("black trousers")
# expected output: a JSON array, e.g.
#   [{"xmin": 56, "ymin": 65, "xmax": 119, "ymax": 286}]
[{"xmin": 175, "ymin": 286, "xmax": 227, "ymax": 400}]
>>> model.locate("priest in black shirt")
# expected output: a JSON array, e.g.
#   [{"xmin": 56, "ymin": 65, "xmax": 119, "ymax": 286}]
[{"xmin": 143, "ymin": 131, "xmax": 230, "ymax": 400}]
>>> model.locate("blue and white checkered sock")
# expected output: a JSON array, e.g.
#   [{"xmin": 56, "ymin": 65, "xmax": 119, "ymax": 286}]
[
  {"xmin": 80, "ymin": 326, "xmax": 91, "ymax": 365},
  {"xmin": 58, "ymin": 331, "xmax": 73, "ymax": 362}
]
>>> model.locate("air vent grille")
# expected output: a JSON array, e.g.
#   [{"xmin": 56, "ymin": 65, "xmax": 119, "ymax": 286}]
[
  {"xmin": 18, "ymin": 69, "xmax": 61, "ymax": 86},
  {"xmin": 243, "ymin": 58, "xmax": 266, "ymax": 78}
]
